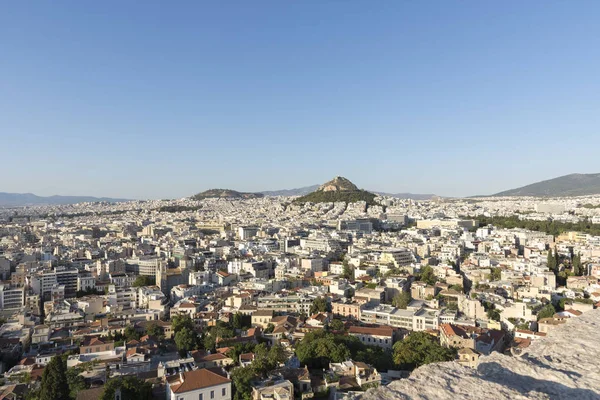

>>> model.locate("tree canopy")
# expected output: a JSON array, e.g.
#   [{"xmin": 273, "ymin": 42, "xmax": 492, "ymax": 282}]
[
  {"xmin": 392, "ymin": 332, "xmax": 457, "ymax": 370},
  {"xmin": 418, "ymin": 265, "xmax": 438, "ymax": 286},
  {"xmin": 132, "ymin": 275, "xmax": 155, "ymax": 287},
  {"xmin": 145, "ymin": 322, "xmax": 164, "ymax": 340},
  {"xmin": 295, "ymin": 329, "xmax": 393, "ymax": 371},
  {"xmin": 537, "ymin": 303, "xmax": 556, "ymax": 321},
  {"xmin": 175, "ymin": 327, "xmax": 198, "ymax": 356},
  {"xmin": 392, "ymin": 291, "xmax": 412, "ymax": 309},
  {"xmin": 100, "ymin": 376, "xmax": 152, "ymax": 400},
  {"xmin": 310, "ymin": 296, "xmax": 330, "ymax": 315},
  {"xmin": 171, "ymin": 314, "xmax": 195, "ymax": 334},
  {"xmin": 475, "ymin": 215, "xmax": 600, "ymax": 237},
  {"xmin": 231, "ymin": 343, "xmax": 287, "ymax": 400},
  {"xmin": 39, "ymin": 356, "xmax": 69, "ymax": 400}
]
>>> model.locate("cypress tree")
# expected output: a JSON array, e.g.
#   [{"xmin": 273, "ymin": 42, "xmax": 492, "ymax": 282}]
[{"xmin": 40, "ymin": 356, "xmax": 69, "ymax": 400}]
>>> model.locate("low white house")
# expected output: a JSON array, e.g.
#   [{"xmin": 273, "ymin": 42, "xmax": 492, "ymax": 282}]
[{"xmin": 166, "ymin": 368, "xmax": 232, "ymax": 400}]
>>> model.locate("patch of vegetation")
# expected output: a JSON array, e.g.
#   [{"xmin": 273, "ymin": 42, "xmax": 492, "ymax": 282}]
[
  {"xmin": 474, "ymin": 215, "xmax": 600, "ymax": 237},
  {"xmin": 293, "ymin": 189, "xmax": 377, "ymax": 205},
  {"xmin": 392, "ymin": 332, "xmax": 457, "ymax": 371}
]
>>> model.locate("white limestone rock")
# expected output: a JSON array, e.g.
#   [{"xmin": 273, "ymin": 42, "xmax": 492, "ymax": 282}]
[{"xmin": 349, "ymin": 309, "xmax": 600, "ymax": 400}]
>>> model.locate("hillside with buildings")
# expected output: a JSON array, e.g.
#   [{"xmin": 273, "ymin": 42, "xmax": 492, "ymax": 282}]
[{"xmin": 493, "ymin": 173, "xmax": 600, "ymax": 197}]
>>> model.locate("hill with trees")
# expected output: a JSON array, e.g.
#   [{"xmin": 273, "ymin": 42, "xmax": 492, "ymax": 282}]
[
  {"xmin": 191, "ymin": 189, "xmax": 264, "ymax": 200},
  {"xmin": 293, "ymin": 176, "xmax": 377, "ymax": 205}
]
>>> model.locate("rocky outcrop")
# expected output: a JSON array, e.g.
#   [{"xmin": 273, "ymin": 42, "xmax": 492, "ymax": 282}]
[
  {"xmin": 318, "ymin": 176, "xmax": 359, "ymax": 192},
  {"xmin": 350, "ymin": 310, "xmax": 600, "ymax": 400}
]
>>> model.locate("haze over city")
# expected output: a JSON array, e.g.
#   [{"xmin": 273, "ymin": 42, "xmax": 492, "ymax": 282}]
[{"xmin": 2, "ymin": 2, "xmax": 600, "ymax": 199}]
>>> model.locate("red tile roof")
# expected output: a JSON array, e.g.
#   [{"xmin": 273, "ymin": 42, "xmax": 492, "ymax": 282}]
[{"xmin": 167, "ymin": 369, "xmax": 231, "ymax": 393}]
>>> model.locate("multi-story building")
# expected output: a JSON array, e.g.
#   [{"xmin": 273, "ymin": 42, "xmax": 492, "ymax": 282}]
[
  {"xmin": 256, "ymin": 294, "xmax": 313, "ymax": 314},
  {"xmin": 331, "ymin": 300, "xmax": 362, "ymax": 320},
  {"xmin": 77, "ymin": 273, "xmax": 96, "ymax": 291},
  {"xmin": 32, "ymin": 267, "xmax": 78, "ymax": 300},
  {"xmin": 379, "ymin": 248, "xmax": 415, "ymax": 268},
  {"xmin": 361, "ymin": 304, "xmax": 440, "ymax": 332},
  {"xmin": 126, "ymin": 257, "xmax": 164, "ymax": 277},
  {"xmin": 0, "ymin": 283, "xmax": 25, "ymax": 310},
  {"xmin": 338, "ymin": 219, "xmax": 373, "ymax": 234},
  {"xmin": 238, "ymin": 226, "xmax": 259, "ymax": 240}
]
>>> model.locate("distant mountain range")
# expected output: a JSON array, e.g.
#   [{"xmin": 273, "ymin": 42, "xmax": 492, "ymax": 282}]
[
  {"xmin": 260, "ymin": 185, "xmax": 319, "ymax": 197},
  {"xmin": 0, "ymin": 192, "xmax": 129, "ymax": 207},
  {"xmin": 191, "ymin": 189, "xmax": 264, "ymax": 200},
  {"xmin": 492, "ymin": 173, "xmax": 600, "ymax": 197}
]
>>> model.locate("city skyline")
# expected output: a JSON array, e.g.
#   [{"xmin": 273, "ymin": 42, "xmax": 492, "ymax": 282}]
[{"xmin": 2, "ymin": 2, "xmax": 600, "ymax": 199}]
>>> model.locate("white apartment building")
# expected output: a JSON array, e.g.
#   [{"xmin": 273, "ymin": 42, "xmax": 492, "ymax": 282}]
[
  {"xmin": 379, "ymin": 248, "xmax": 415, "ymax": 268},
  {"xmin": 32, "ymin": 267, "xmax": 78, "ymax": 299},
  {"xmin": 0, "ymin": 284, "xmax": 25, "ymax": 309},
  {"xmin": 125, "ymin": 257, "xmax": 163, "ymax": 277},
  {"xmin": 360, "ymin": 304, "xmax": 440, "ymax": 332},
  {"xmin": 77, "ymin": 274, "xmax": 96, "ymax": 291},
  {"xmin": 107, "ymin": 285, "xmax": 137, "ymax": 309},
  {"xmin": 256, "ymin": 294, "xmax": 313, "ymax": 314}
]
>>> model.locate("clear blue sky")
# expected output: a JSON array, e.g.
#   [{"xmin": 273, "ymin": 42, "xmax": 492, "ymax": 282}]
[{"xmin": 2, "ymin": 2, "xmax": 599, "ymax": 199}]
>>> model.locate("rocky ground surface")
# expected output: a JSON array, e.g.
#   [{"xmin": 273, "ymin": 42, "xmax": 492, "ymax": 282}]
[{"xmin": 349, "ymin": 309, "xmax": 600, "ymax": 400}]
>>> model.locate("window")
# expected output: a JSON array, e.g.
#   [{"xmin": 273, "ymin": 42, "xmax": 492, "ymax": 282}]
[
  {"xmin": 222, "ymin": 388, "xmax": 226, "ymax": 396},
  {"xmin": 199, "ymin": 394, "xmax": 203, "ymax": 400},
  {"xmin": 210, "ymin": 391, "xmax": 214, "ymax": 399}
]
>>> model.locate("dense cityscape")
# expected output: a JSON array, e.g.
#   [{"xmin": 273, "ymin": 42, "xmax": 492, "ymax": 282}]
[
  {"xmin": 1, "ymin": 176, "xmax": 600, "ymax": 399},
  {"xmin": 3, "ymin": 2, "xmax": 600, "ymax": 399}
]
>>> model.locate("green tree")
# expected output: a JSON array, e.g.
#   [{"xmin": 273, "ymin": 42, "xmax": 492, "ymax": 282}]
[
  {"xmin": 487, "ymin": 308, "xmax": 501, "ymax": 321},
  {"xmin": 547, "ymin": 249, "xmax": 557, "ymax": 272},
  {"xmin": 537, "ymin": 303, "xmax": 556, "ymax": 321},
  {"xmin": 145, "ymin": 322, "xmax": 164, "ymax": 340},
  {"xmin": 354, "ymin": 346, "xmax": 395, "ymax": 372},
  {"xmin": 295, "ymin": 330, "xmax": 352, "ymax": 369},
  {"xmin": 132, "ymin": 275, "xmax": 155, "ymax": 287},
  {"xmin": 66, "ymin": 368, "xmax": 87, "ymax": 399},
  {"xmin": 572, "ymin": 253, "xmax": 584, "ymax": 276},
  {"xmin": 40, "ymin": 356, "xmax": 69, "ymax": 400},
  {"xmin": 231, "ymin": 366, "xmax": 256, "ymax": 400},
  {"xmin": 489, "ymin": 268, "xmax": 501, "ymax": 281},
  {"xmin": 100, "ymin": 376, "xmax": 152, "ymax": 400},
  {"xmin": 448, "ymin": 284, "xmax": 464, "ymax": 293},
  {"xmin": 392, "ymin": 291, "xmax": 412, "ymax": 309},
  {"xmin": 267, "ymin": 343, "xmax": 287, "ymax": 369},
  {"xmin": 419, "ymin": 265, "xmax": 438, "ymax": 286},
  {"xmin": 329, "ymin": 319, "xmax": 345, "ymax": 331},
  {"xmin": 556, "ymin": 297, "xmax": 568, "ymax": 312},
  {"xmin": 341, "ymin": 260, "xmax": 354, "ymax": 280},
  {"xmin": 232, "ymin": 313, "xmax": 244, "ymax": 330},
  {"xmin": 123, "ymin": 326, "xmax": 140, "ymax": 342},
  {"xmin": 392, "ymin": 332, "xmax": 457, "ymax": 370},
  {"xmin": 264, "ymin": 323, "xmax": 275, "ymax": 334},
  {"xmin": 171, "ymin": 314, "xmax": 195, "ymax": 334},
  {"xmin": 310, "ymin": 296, "xmax": 330, "ymax": 315},
  {"xmin": 175, "ymin": 327, "xmax": 197, "ymax": 357}
]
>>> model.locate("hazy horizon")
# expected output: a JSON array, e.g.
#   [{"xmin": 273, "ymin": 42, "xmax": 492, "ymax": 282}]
[{"xmin": 2, "ymin": 2, "xmax": 599, "ymax": 199}]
